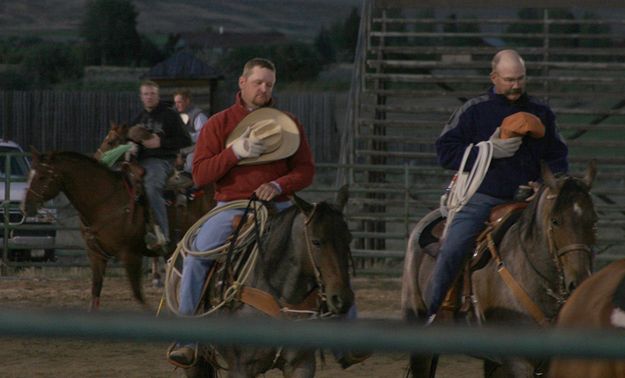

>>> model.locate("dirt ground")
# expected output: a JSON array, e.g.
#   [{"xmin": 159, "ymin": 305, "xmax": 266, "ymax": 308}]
[{"xmin": 0, "ymin": 267, "xmax": 482, "ymax": 378}]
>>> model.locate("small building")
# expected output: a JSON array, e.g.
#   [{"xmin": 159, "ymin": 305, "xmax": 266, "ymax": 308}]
[{"xmin": 143, "ymin": 51, "xmax": 224, "ymax": 115}]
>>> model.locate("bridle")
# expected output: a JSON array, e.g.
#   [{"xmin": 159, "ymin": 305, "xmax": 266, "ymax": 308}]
[
  {"xmin": 301, "ymin": 203, "xmax": 353, "ymax": 316},
  {"xmin": 95, "ymin": 128, "xmax": 125, "ymax": 158},
  {"xmin": 487, "ymin": 179, "xmax": 595, "ymax": 326},
  {"xmin": 542, "ymin": 182, "xmax": 595, "ymax": 302},
  {"xmin": 26, "ymin": 162, "xmax": 60, "ymax": 204}
]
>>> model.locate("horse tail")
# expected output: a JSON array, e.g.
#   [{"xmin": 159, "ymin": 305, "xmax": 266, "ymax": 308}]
[{"xmin": 401, "ymin": 209, "xmax": 442, "ymax": 323}]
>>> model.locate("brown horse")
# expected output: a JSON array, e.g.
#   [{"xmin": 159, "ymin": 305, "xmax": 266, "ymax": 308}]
[
  {"xmin": 21, "ymin": 150, "xmax": 211, "ymax": 311},
  {"xmin": 93, "ymin": 122, "xmax": 215, "ymax": 287},
  {"xmin": 172, "ymin": 188, "xmax": 355, "ymax": 378},
  {"xmin": 549, "ymin": 258, "xmax": 625, "ymax": 378},
  {"xmin": 401, "ymin": 161, "xmax": 598, "ymax": 377}
]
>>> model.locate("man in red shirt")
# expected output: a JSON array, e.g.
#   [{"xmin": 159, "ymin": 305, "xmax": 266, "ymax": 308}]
[{"xmin": 168, "ymin": 58, "xmax": 315, "ymax": 367}]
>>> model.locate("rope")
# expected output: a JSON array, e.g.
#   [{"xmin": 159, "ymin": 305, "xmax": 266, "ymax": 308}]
[
  {"xmin": 164, "ymin": 199, "xmax": 269, "ymax": 317},
  {"xmin": 443, "ymin": 141, "xmax": 493, "ymax": 238}
]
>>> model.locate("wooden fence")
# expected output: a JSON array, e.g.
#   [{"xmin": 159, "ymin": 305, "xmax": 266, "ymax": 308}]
[{"xmin": 0, "ymin": 89, "xmax": 341, "ymax": 163}]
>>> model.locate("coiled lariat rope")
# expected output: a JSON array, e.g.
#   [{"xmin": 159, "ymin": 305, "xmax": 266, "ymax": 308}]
[
  {"xmin": 163, "ymin": 199, "xmax": 269, "ymax": 317},
  {"xmin": 442, "ymin": 141, "xmax": 493, "ymax": 238}
]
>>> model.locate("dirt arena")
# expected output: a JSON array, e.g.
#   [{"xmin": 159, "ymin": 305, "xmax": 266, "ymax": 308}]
[{"xmin": 0, "ymin": 267, "xmax": 481, "ymax": 377}]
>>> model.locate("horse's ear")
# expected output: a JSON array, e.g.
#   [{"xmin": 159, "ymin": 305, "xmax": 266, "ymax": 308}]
[
  {"xmin": 29, "ymin": 145, "xmax": 41, "ymax": 163},
  {"xmin": 582, "ymin": 159, "xmax": 597, "ymax": 189},
  {"xmin": 290, "ymin": 194, "xmax": 314, "ymax": 216},
  {"xmin": 335, "ymin": 184, "xmax": 349, "ymax": 212},
  {"xmin": 541, "ymin": 161, "xmax": 557, "ymax": 190}
]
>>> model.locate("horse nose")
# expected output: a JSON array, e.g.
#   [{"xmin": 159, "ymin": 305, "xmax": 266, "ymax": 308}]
[{"xmin": 328, "ymin": 288, "xmax": 354, "ymax": 314}]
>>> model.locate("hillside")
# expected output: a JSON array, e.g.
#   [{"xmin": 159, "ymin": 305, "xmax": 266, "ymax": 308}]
[{"xmin": 0, "ymin": 0, "xmax": 362, "ymax": 41}]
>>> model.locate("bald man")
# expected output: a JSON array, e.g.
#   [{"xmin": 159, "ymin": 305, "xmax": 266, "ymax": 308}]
[{"xmin": 425, "ymin": 49, "xmax": 569, "ymax": 322}]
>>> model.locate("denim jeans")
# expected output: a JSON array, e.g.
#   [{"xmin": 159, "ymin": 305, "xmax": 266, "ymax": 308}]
[
  {"xmin": 140, "ymin": 157, "xmax": 173, "ymax": 238},
  {"xmin": 425, "ymin": 192, "xmax": 506, "ymax": 316},
  {"xmin": 178, "ymin": 200, "xmax": 293, "ymax": 316}
]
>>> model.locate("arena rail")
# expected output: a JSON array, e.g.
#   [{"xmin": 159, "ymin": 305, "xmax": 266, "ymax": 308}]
[{"xmin": 0, "ymin": 309, "xmax": 624, "ymax": 360}]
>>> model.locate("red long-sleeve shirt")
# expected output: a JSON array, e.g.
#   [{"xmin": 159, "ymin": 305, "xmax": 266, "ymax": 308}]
[{"xmin": 192, "ymin": 93, "xmax": 315, "ymax": 202}]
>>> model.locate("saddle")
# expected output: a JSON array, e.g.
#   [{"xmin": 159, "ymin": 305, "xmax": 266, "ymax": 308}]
[{"xmin": 422, "ymin": 201, "xmax": 528, "ymax": 316}]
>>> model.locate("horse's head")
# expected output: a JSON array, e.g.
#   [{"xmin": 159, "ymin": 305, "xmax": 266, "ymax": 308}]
[
  {"xmin": 539, "ymin": 160, "xmax": 597, "ymax": 295},
  {"xmin": 21, "ymin": 148, "xmax": 63, "ymax": 217},
  {"xmin": 94, "ymin": 122, "xmax": 129, "ymax": 160},
  {"xmin": 291, "ymin": 185, "xmax": 354, "ymax": 315}
]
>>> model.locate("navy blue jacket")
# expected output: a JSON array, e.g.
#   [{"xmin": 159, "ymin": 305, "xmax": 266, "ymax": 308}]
[{"xmin": 435, "ymin": 88, "xmax": 568, "ymax": 200}]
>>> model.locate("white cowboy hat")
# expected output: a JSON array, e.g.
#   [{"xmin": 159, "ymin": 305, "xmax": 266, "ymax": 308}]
[{"xmin": 225, "ymin": 108, "xmax": 300, "ymax": 165}]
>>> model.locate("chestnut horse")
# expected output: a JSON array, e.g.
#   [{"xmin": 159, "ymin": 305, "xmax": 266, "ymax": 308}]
[
  {"xmin": 21, "ymin": 150, "xmax": 211, "ymax": 310},
  {"xmin": 401, "ymin": 161, "xmax": 598, "ymax": 377},
  {"xmin": 172, "ymin": 188, "xmax": 355, "ymax": 378},
  {"xmin": 549, "ymin": 258, "xmax": 625, "ymax": 378},
  {"xmin": 94, "ymin": 122, "xmax": 215, "ymax": 288}
]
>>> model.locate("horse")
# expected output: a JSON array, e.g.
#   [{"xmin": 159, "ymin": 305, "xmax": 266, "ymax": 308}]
[
  {"xmin": 93, "ymin": 122, "xmax": 215, "ymax": 288},
  {"xmin": 170, "ymin": 187, "xmax": 355, "ymax": 378},
  {"xmin": 401, "ymin": 161, "xmax": 598, "ymax": 377},
  {"xmin": 20, "ymin": 149, "xmax": 210, "ymax": 311},
  {"xmin": 548, "ymin": 258, "xmax": 625, "ymax": 378}
]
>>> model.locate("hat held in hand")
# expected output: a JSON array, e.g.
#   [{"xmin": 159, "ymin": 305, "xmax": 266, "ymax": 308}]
[
  {"xmin": 500, "ymin": 112, "xmax": 545, "ymax": 139},
  {"xmin": 226, "ymin": 108, "xmax": 300, "ymax": 165}
]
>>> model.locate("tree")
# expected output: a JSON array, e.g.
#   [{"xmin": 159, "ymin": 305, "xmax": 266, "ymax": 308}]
[
  {"xmin": 314, "ymin": 27, "xmax": 336, "ymax": 65},
  {"xmin": 21, "ymin": 43, "xmax": 83, "ymax": 87},
  {"xmin": 80, "ymin": 0, "xmax": 141, "ymax": 65}
]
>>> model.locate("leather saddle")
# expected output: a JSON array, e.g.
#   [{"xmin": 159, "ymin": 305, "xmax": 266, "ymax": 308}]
[{"xmin": 420, "ymin": 202, "xmax": 528, "ymax": 314}]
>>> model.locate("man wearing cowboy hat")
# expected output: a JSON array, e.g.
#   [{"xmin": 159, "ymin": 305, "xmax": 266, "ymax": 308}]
[
  {"xmin": 425, "ymin": 49, "xmax": 569, "ymax": 325},
  {"xmin": 167, "ymin": 58, "xmax": 315, "ymax": 367}
]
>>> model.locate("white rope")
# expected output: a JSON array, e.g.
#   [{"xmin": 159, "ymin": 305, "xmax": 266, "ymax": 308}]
[
  {"xmin": 164, "ymin": 200, "xmax": 269, "ymax": 317},
  {"xmin": 442, "ymin": 141, "xmax": 493, "ymax": 238}
]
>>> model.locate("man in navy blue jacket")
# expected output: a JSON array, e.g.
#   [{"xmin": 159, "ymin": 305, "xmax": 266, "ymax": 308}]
[{"xmin": 426, "ymin": 49, "xmax": 569, "ymax": 322}]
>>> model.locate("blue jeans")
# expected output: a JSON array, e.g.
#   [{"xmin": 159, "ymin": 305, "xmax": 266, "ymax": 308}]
[
  {"xmin": 178, "ymin": 200, "xmax": 293, "ymax": 316},
  {"xmin": 140, "ymin": 157, "xmax": 173, "ymax": 238},
  {"xmin": 425, "ymin": 192, "xmax": 506, "ymax": 316}
]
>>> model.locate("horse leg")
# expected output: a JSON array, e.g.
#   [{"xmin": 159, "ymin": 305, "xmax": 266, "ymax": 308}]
[
  {"xmin": 152, "ymin": 256, "xmax": 163, "ymax": 288},
  {"xmin": 122, "ymin": 252, "xmax": 146, "ymax": 308},
  {"xmin": 406, "ymin": 354, "xmax": 436, "ymax": 378},
  {"xmin": 87, "ymin": 252, "xmax": 107, "ymax": 312},
  {"xmin": 183, "ymin": 348, "xmax": 219, "ymax": 378},
  {"xmin": 282, "ymin": 352, "xmax": 316, "ymax": 378}
]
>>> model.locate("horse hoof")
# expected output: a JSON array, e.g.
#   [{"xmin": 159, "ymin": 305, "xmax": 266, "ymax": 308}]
[{"xmin": 152, "ymin": 278, "xmax": 164, "ymax": 288}]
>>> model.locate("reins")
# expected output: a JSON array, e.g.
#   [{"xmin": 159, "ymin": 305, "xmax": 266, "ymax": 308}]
[
  {"xmin": 164, "ymin": 197, "xmax": 336, "ymax": 320},
  {"xmin": 482, "ymin": 182, "xmax": 593, "ymax": 327}
]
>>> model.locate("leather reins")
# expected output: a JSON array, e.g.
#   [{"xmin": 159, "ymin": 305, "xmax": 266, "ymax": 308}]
[{"xmin": 485, "ymin": 184, "xmax": 593, "ymax": 327}]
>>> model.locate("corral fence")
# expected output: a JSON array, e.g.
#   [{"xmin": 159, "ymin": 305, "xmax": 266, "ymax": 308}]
[
  {"xmin": 2, "ymin": 309, "xmax": 625, "ymax": 361},
  {"xmin": 0, "ymin": 89, "xmax": 340, "ymax": 163},
  {"xmin": 338, "ymin": 1, "xmax": 625, "ymax": 266}
]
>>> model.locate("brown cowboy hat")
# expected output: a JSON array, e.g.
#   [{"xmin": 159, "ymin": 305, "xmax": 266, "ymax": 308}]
[
  {"xmin": 225, "ymin": 108, "xmax": 300, "ymax": 165},
  {"xmin": 500, "ymin": 112, "xmax": 545, "ymax": 139}
]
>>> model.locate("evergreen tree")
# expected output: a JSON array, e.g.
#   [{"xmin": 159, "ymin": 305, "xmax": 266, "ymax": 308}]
[{"xmin": 80, "ymin": 0, "xmax": 141, "ymax": 65}]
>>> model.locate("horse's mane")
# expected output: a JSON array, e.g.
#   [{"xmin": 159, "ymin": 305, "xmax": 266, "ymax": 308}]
[
  {"xmin": 261, "ymin": 200, "xmax": 349, "ymax": 264},
  {"xmin": 518, "ymin": 175, "xmax": 590, "ymax": 240},
  {"xmin": 47, "ymin": 151, "xmax": 122, "ymax": 178},
  {"xmin": 552, "ymin": 178, "xmax": 591, "ymax": 215}
]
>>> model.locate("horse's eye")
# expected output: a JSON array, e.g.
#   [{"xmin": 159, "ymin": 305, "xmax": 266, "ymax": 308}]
[
  {"xmin": 551, "ymin": 218, "xmax": 561, "ymax": 227},
  {"xmin": 311, "ymin": 239, "xmax": 321, "ymax": 247}
]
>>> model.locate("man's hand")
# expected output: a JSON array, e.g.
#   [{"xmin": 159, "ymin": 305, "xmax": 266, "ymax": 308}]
[
  {"xmin": 231, "ymin": 127, "xmax": 265, "ymax": 159},
  {"xmin": 489, "ymin": 127, "xmax": 522, "ymax": 159},
  {"xmin": 142, "ymin": 133, "xmax": 161, "ymax": 149},
  {"xmin": 254, "ymin": 182, "xmax": 281, "ymax": 201}
]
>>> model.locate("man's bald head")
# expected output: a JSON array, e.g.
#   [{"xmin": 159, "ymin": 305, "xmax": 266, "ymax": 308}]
[{"xmin": 490, "ymin": 49, "xmax": 527, "ymax": 102}]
